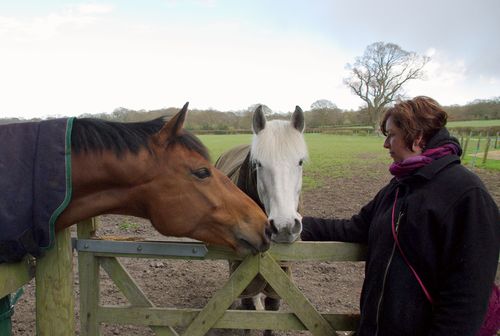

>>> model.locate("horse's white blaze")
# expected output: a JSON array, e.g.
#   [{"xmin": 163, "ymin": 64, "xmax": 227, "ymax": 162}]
[{"xmin": 251, "ymin": 118, "xmax": 307, "ymax": 243}]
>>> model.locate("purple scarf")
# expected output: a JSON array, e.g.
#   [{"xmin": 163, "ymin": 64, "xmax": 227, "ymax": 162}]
[
  {"xmin": 389, "ymin": 143, "xmax": 460, "ymax": 178},
  {"xmin": 478, "ymin": 285, "xmax": 500, "ymax": 336}
]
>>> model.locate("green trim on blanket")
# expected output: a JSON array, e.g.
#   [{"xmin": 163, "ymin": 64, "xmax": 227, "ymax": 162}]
[{"xmin": 42, "ymin": 117, "xmax": 74, "ymax": 252}]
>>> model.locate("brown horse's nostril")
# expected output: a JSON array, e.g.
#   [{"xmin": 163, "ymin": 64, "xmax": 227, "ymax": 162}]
[{"xmin": 269, "ymin": 219, "xmax": 278, "ymax": 235}]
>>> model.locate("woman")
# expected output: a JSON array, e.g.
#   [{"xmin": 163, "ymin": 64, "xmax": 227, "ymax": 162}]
[{"xmin": 301, "ymin": 96, "xmax": 499, "ymax": 335}]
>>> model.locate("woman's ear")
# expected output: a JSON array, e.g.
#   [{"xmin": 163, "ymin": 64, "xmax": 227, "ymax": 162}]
[{"xmin": 412, "ymin": 134, "xmax": 425, "ymax": 153}]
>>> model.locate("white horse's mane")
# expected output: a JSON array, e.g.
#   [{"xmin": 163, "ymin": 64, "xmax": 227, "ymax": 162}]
[{"xmin": 250, "ymin": 119, "xmax": 308, "ymax": 163}]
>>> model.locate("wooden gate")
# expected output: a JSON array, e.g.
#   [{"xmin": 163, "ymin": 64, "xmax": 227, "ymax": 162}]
[{"xmin": 76, "ymin": 218, "xmax": 366, "ymax": 336}]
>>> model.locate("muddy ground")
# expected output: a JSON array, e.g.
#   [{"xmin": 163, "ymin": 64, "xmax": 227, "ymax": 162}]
[{"xmin": 10, "ymin": 164, "xmax": 500, "ymax": 336}]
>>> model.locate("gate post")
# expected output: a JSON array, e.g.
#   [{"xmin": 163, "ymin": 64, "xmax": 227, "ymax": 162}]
[
  {"xmin": 78, "ymin": 218, "xmax": 100, "ymax": 336},
  {"xmin": 35, "ymin": 228, "xmax": 75, "ymax": 335}
]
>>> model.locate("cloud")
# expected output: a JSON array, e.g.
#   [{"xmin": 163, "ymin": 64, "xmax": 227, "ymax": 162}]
[
  {"xmin": 2, "ymin": 1, "xmax": 499, "ymax": 118},
  {"xmin": 193, "ymin": 0, "xmax": 217, "ymax": 8},
  {"xmin": 73, "ymin": 3, "xmax": 114, "ymax": 15},
  {"xmin": 0, "ymin": 3, "xmax": 113, "ymax": 41},
  {"xmin": 0, "ymin": 11, "xmax": 355, "ymax": 118},
  {"xmin": 426, "ymin": 51, "xmax": 467, "ymax": 87},
  {"xmin": 406, "ymin": 48, "xmax": 500, "ymax": 106},
  {"xmin": 479, "ymin": 75, "xmax": 498, "ymax": 86}
]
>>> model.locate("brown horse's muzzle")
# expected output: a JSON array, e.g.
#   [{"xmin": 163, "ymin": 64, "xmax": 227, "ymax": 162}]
[{"xmin": 234, "ymin": 215, "xmax": 271, "ymax": 256}]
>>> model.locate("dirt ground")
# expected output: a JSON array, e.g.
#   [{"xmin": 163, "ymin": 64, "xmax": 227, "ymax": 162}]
[{"xmin": 10, "ymin": 164, "xmax": 500, "ymax": 336}]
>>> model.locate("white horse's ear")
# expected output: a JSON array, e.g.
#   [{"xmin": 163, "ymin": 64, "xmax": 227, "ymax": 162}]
[
  {"xmin": 252, "ymin": 105, "xmax": 266, "ymax": 134},
  {"xmin": 291, "ymin": 106, "xmax": 305, "ymax": 133}
]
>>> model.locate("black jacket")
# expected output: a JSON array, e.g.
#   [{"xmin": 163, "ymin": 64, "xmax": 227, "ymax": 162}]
[{"xmin": 302, "ymin": 155, "xmax": 499, "ymax": 336}]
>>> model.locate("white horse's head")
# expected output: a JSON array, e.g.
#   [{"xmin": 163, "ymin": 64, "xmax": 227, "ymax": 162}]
[{"xmin": 250, "ymin": 105, "xmax": 307, "ymax": 243}]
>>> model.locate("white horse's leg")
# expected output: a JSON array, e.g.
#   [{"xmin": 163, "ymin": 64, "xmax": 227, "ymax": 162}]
[{"xmin": 253, "ymin": 293, "xmax": 265, "ymax": 311}]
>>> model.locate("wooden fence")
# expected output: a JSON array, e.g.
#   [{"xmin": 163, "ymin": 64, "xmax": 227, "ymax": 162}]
[
  {"xmin": 0, "ymin": 228, "xmax": 75, "ymax": 335},
  {"xmin": 454, "ymin": 131, "xmax": 499, "ymax": 165},
  {"xmin": 2, "ymin": 218, "xmax": 500, "ymax": 335},
  {"xmin": 0, "ymin": 218, "xmax": 367, "ymax": 335}
]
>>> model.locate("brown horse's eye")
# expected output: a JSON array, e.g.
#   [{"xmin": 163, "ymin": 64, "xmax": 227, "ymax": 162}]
[{"xmin": 192, "ymin": 167, "xmax": 211, "ymax": 179}]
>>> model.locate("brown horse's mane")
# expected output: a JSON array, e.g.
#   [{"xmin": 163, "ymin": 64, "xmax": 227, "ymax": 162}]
[{"xmin": 71, "ymin": 117, "xmax": 209, "ymax": 160}]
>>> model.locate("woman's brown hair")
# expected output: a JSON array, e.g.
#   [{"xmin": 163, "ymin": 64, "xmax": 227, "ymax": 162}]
[{"xmin": 380, "ymin": 96, "xmax": 448, "ymax": 150}]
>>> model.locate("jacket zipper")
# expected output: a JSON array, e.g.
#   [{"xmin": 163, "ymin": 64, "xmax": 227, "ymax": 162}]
[{"xmin": 374, "ymin": 211, "xmax": 404, "ymax": 336}]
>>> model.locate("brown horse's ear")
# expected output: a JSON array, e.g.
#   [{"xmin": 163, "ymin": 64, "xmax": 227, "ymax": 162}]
[
  {"xmin": 252, "ymin": 105, "xmax": 266, "ymax": 134},
  {"xmin": 155, "ymin": 102, "xmax": 189, "ymax": 145},
  {"xmin": 291, "ymin": 105, "xmax": 305, "ymax": 132}
]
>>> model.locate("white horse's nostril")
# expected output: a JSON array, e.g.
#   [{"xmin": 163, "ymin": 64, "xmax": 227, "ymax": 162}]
[
  {"xmin": 292, "ymin": 218, "xmax": 302, "ymax": 234},
  {"xmin": 269, "ymin": 218, "xmax": 302, "ymax": 237},
  {"xmin": 269, "ymin": 219, "xmax": 278, "ymax": 234}
]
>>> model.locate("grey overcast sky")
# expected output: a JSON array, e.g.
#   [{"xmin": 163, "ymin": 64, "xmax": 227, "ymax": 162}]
[{"xmin": 0, "ymin": 0, "xmax": 499, "ymax": 119}]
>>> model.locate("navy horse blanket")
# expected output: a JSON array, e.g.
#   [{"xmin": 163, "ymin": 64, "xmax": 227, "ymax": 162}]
[{"xmin": 0, "ymin": 118, "xmax": 73, "ymax": 264}]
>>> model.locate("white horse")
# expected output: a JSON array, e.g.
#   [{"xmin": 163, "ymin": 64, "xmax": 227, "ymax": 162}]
[
  {"xmin": 250, "ymin": 105, "xmax": 307, "ymax": 242},
  {"xmin": 215, "ymin": 105, "xmax": 307, "ymax": 335}
]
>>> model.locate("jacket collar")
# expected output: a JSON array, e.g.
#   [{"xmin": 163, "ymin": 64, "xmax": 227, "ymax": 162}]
[
  {"xmin": 393, "ymin": 155, "xmax": 460, "ymax": 186},
  {"xmin": 413, "ymin": 154, "xmax": 461, "ymax": 180}
]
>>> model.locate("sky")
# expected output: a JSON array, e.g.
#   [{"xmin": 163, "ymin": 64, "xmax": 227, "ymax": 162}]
[{"xmin": 1, "ymin": 0, "xmax": 499, "ymax": 119}]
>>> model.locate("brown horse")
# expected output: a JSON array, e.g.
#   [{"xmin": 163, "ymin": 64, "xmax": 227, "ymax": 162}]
[{"xmin": 50, "ymin": 103, "xmax": 271, "ymax": 255}]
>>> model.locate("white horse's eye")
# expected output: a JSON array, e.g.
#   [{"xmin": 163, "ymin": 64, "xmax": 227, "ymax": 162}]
[
  {"xmin": 252, "ymin": 161, "xmax": 262, "ymax": 169},
  {"xmin": 298, "ymin": 159, "xmax": 304, "ymax": 166}
]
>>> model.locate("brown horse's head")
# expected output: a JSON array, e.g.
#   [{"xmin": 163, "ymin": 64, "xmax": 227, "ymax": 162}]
[{"xmin": 144, "ymin": 103, "xmax": 271, "ymax": 255}]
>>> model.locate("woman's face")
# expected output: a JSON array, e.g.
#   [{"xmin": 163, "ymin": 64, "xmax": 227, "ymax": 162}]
[{"xmin": 383, "ymin": 116, "xmax": 422, "ymax": 162}]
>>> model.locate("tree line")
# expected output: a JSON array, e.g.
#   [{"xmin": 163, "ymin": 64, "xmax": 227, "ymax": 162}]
[{"xmin": 2, "ymin": 98, "xmax": 499, "ymax": 130}]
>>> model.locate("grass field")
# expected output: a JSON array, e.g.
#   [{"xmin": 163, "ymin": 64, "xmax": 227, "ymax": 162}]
[
  {"xmin": 200, "ymin": 133, "xmax": 390, "ymax": 190},
  {"xmin": 199, "ymin": 133, "xmax": 500, "ymax": 190},
  {"xmin": 448, "ymin": 119, "xmax": 500, "ymax": 127}
]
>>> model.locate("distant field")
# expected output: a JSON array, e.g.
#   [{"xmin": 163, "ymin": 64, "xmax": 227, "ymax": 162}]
[
  {"xmin": 200, "ymin": 133, "xmax": 499, "ymax": 189},
  {"xmin": 199, "ymin": 133, "xmax": 390, "ymax": 190},
  {"xmin": 309, "ymin": 119, "xmax": 500, "ymax": 131},
  {"xmin": 447, "ymin": 119, "xmax": 500, "ymax": 127},
  {"xmin": 198, "ymin": 134, "xmax": 253, "ymax": 160}
]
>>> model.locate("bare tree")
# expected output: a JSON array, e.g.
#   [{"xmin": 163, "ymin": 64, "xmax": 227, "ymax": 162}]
[
  {"xmin": 344, "ymin": 42, "xmax": 429, "ymax": 128},
  {"xmin": 310, "ymin": 99, "xmax": 337, "ymax": 110},
  {"xmin": 248, "ymin": 103, "xmax": 272, "ymax": 115}
]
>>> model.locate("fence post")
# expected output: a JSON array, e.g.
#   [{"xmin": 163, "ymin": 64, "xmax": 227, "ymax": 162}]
[
  {"xmin": 461, "ymin": 132, "xmax": 471, "ymax": 159},
  {"xmin": 483, "ymin": 136, "xmax": 492, "ymax": 164},
  {"xmin": 35, "ymin": 228, "xmax": 74, "ymax": 335},
  {"xmin": 78, "ymin": 218, "xmax": 101, "ymax": 336},
  {"xmin": 470, "ymin": 133, "xmax": 482, "ymax": 169}
]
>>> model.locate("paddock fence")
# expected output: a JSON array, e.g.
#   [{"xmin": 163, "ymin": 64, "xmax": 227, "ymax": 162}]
[
  {"xmin": 0, "ymin": 228, "xmax": 75, "ymax": 335},
  {"xmin": 0, "ymin": 218, "xmax": 367, "ymax": 335},
  {"xmin": 2, "ymin": 218, "xmax": 500, "ymax": 335},
  {"xmin": 452, "ymin": 131, "xmax": 500, "ymax": 165}
]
